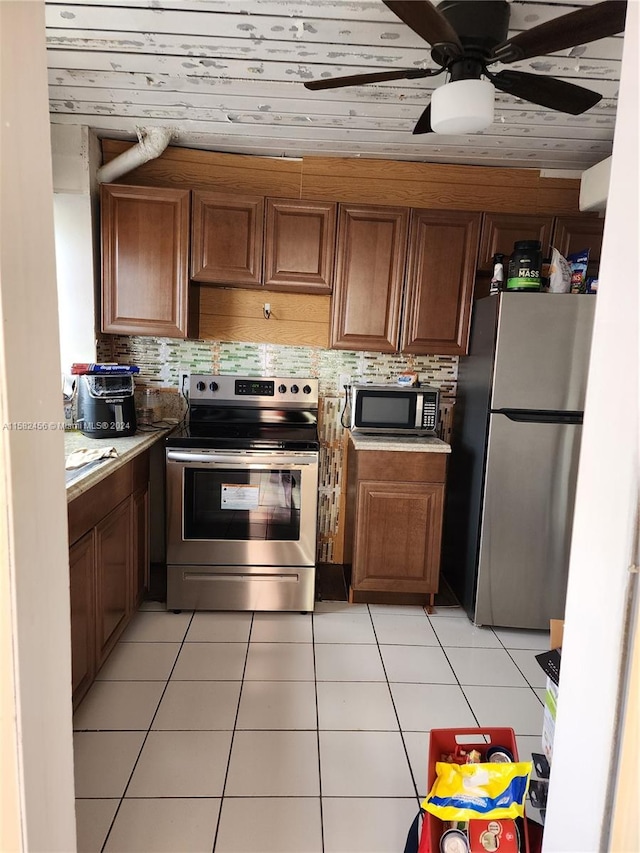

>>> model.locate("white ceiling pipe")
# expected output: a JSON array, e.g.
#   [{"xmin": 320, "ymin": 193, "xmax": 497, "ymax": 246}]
[{"xmin": 96, "ymin": 126, "xmax": 173, "ymax": 184}]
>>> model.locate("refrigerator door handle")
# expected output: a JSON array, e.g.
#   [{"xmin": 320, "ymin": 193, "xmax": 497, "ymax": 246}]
[{"xmin": 493, "ymin": 408, "xmax": 584, "ymax": 425}]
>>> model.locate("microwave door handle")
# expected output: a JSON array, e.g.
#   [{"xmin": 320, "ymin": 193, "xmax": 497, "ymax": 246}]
[{"xmin": 415, "ymin": 393, "xmax": 423, "ymax": 430}]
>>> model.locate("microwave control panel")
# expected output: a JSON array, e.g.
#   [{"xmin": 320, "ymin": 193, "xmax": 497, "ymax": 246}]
[{"xmin": 421, "ymin": 395, "xmax": 438, "ymax": 432}]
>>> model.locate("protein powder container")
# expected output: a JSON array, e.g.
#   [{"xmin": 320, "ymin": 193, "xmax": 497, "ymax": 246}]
[{"xmin": 506, "ymin": 240, "xmax": 542, "ymax": 291}]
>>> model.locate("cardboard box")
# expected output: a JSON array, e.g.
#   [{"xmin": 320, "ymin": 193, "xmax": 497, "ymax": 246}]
[{"xmin": 540, "ymin": 619, "xmax": 564, "ymax": 764}]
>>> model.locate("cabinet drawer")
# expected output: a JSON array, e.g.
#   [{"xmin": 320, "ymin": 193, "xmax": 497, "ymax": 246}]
[
  {"xmin": 68, "ymin": 462, "xmax": 133, "ymax": 545},
  {"xmin": 354, "ymin": 449, "xmax": 447, "ymax": 483},
  {"xmin": 132, "ymin": 450, "xmax": 150, "ymax": 492}
]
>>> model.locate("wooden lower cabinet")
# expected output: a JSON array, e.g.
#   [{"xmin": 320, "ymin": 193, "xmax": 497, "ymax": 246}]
[
  {"xmin": 69, "ymin": 530, "xmax": 96, "ymax": 705},
  {"xmin": 346, "ymin": 441, "xmax": 448, "ymax": 602},
  {"xmin": 68, "ymin": 452, "xmax": 150, "ymax": 708},
  {"xmin": 95, "ymin": 498, "xmax": 132, "ymax": 667},
  {"xmin": 132, "ymin": 486, "xmax": 149, "ymax": 610}
]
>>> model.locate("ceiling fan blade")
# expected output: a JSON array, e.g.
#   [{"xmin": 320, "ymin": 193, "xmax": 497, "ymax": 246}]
[
  {"xmin": 413, "ymin": 103, "xmax": 433, "ymax": 135},
  {"xmin": 491, "ymin": 70, "xmax": 602, "ymax": 115},
  {"xmin": 383, "ymin": 0, "xmax": 463, "ymax": 54},
  {"xmin": 304, "ymin": 67, "xmax": 439, "ymax": 91},
  {"xmin": 491, "ymin": 0, "xmax": 627, "ymax": 64}
]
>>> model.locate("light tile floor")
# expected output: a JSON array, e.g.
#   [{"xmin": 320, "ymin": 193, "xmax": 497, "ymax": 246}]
[{"xmin": 74, "ymin": 601, "xmax": 548, "ymax": 853}]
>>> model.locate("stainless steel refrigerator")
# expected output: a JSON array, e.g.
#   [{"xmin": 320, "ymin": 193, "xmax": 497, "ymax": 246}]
[{"xmin": 442, "ymin": 293, "xmax": 595, "ymax": 629}]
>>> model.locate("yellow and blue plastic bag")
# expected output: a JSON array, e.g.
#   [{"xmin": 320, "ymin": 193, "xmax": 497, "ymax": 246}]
[{"xmin": 422, "ymin": 761, "xmax": 532, "ymax": 821}]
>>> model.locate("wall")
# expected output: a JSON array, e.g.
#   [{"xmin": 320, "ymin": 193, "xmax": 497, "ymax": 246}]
[
  {"xmin": 0, "ymin": 2, "xmax": 76, "ymax": 850},
  {"xmin": 51, "ymin": 124, "xmax": 100, "ymax": 371},
  {"xmin": 542, "ymin": 2, "xmax": 639, "ymax": 848},
  {"xmin": 98, "ymin": 334, "xmax": 457, "ymax": 562}
]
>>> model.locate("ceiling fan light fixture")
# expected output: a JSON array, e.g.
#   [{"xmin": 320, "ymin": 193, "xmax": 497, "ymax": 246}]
[{"xmin": 431, "ymin": 78, "xmax": 495, "ymax": 134}]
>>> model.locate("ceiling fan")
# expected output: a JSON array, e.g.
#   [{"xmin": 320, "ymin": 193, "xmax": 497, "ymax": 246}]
[{"xmin": 303, "ymin": 0, "xmax": 627, "ymax": 135}]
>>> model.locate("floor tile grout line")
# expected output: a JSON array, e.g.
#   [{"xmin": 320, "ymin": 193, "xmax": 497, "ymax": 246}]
[
  {"xmin": 211, "ymin": 612, "xmax": 255, "ymax": 853},
  {"xmin": 98, "ymin": 610, "xmax": 196, "ymax": 853},
  {"xmin": 425, "ymin": 622, "xmax": 483, "ymax": 734},
  {"xmin": 367, "ymin": 605, "xmax": 421, "ymax": 806},
  {"xmin": 503, "ymin": 646, "xmax": 548, "ymax": 693},
  {"xmin": 83, "ymin": 608, "xmax": 548, "ymax": 850},
  {"xmin": 311, "ymin": 610, "xmax": 326, "ymax": 853}
]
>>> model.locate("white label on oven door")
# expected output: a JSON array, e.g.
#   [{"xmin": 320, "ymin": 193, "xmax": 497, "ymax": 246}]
[{"xmin": 221, "ymin": 484, "xmax": 260, "ymax": 510}]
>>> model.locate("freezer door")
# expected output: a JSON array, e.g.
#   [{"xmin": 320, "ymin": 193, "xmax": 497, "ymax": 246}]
[
  {"xmin": 474, "ymin": 413, "xmax": 583, "ymax": 629},
  {"xmin": 492, "ymin": 293, "xmax": 595, "ymax": 412}
]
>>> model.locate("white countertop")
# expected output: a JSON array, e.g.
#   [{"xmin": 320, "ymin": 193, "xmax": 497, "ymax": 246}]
[
  {"xmin": 65, "ymin": 426, "xmax": 173, "ymax": 502},
  {"xmin": 348, "ymin": 432, "xmax": 451, "ymax": 453}
]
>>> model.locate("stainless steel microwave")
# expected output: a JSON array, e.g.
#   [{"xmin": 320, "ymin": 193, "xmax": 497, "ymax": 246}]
[{"xmin": 350, "ymin": 384, "xmax": 439, "ymax": 435}]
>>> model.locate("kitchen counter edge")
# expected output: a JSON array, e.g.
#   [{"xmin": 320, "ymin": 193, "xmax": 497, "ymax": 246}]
[
  {"xmin": 65, "ymin": 427, "xmax": 172, "ymax": 502},
  {"xmin": 348, "ymin": 432, "xmax": 451, "ymax": 453}
]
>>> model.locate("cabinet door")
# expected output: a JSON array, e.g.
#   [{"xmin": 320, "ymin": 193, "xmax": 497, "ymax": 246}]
[
  {"xmin": 331, "ymin": 204, "xmax": 408, "ymax": 352},
  {"xmin": 101, "ymin": 184, "xmax": 190, "ymax": 337},
  {"xmin": 191, "ymin": 191, "xmax": 264, "ymax": 285},
  {"xmin": 69, "ymin": 531, "xmax": 96, "ymax": 708},
  {"xmin": 132, "ymin": 487, "xmax": 149, "ymax": 610},
  {"xmin": 552, "ymin": 215, "xmax": 604, "ymax": 280},
  {"xmin": 264, "ymin": 199, "xmax": 337, "ymax": 292},
  {"xmin": 478, "ymin": 213, "xmax": 554, "ymax": 271},
  {"xmin": 402, "ymin": 209, "xmax": 481, "ymax": 355},
  {"xmin": 95, "ymin": 497, "xmax": 132, "ymax": 666},
  {"xmin": 353, "ymin": 480, "xmax": 444, "ymax": 594}
]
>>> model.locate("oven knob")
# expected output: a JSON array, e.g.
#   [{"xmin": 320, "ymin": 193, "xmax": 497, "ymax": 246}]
[
  {"xmin": 303, "ymin": 385, "xmax": 312, "ymax": 394},
  {"xmin": 196, "ymin": 381, "xmax": 206, "ymax": 392},
  {"xmin": 290, "ymin": 384, "xmax": 299, "ymax": 394},
  {"xmin": 278, "ymin": 384, "xmax": 286, "ymax": 394},
  {"xmin": 209, "ymin": 382, "xmax": 218, "ymax": 392}
]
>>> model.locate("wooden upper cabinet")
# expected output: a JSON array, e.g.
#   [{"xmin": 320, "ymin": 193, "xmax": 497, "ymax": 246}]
[
  {"xmin": 402, "ymin": 209, "xmax": 481, "ymax": 356},
  {"xmin": 552, "ymin": 215, "xmax": 604, "ymax": 280},
  {"xmin": 191, "ymin": 191, "xmax": 264, "ymax": 286},
  {"xmin": 331, "ymin": 204, "xmax": 409, "ymax": 352},
  {"xmin": 478, "ymin": 212, "xmax": 554, "ymax": 271},
  {"xmin": 101, "ymin": 184, "xmax": 190, "ymax": 337},
  {"xmin": 264, "ymin": 198, "xmax": 337, "ymax": 292}
]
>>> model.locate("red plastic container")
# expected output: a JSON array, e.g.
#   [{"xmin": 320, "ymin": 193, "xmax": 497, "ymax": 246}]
[{"xmin": 419, "ymin": 728, "xmax": 530, "ymax": 853}]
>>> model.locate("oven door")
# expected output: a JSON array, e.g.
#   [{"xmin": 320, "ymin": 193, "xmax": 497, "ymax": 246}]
[{"xmin": 166, "ymin": 449, "xmax": 318, "ymax": 567}]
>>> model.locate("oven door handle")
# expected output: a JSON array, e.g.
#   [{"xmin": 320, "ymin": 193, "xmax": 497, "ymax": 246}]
[{"xmin": 166, "ymin": 450, "xmax": 318, "ymax": 467}]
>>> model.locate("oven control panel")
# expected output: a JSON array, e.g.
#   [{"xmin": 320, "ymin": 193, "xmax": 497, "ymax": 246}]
[
  {"xmin": 235, "ymin": 379, "xmax": 274, "ymax": 396},
  {"xmin": 189, "ymin": 375, "xmax": 318, "ymax": 407}
]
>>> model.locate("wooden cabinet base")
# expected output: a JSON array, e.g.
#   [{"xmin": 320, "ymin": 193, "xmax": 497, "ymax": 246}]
[
  {"xmin": 68, "ymin": 452, "xmax": 150, "ymax": 709},
  {"xmin": 345, "ymin": 440, "xmax": 448, "ymax": 601},
  {"xmin": 348, "ymin": 587, "xmax": 436, "ymax": 607}
]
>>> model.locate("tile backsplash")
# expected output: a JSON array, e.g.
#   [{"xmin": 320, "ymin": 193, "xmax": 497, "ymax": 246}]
[{"xmin": 98, "ymin": 336, "xmax": 458, "ymax": 563}]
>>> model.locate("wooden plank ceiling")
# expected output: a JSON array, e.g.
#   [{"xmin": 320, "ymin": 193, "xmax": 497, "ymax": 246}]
[{"xmin": 45, "ymin": 0, "xmax": 624, "ymax": 171}]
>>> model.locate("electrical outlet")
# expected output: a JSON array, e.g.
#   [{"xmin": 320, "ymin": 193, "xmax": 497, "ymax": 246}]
[
  {"xmin": 178, "ymin": 366, "xmax": 190, "ymax": 397},
  {"xmin": 338, "ymin": 373, "xmax": 351, "ymax": 392}
]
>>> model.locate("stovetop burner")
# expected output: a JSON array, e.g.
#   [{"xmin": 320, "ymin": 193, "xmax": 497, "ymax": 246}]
[
  {"xmin": 166, "ymin": 375, "xmax": 320, "ymax": 451},
  {"xmin": 166, "ymin": 421, "xmax": 320, "ymax": 451}
]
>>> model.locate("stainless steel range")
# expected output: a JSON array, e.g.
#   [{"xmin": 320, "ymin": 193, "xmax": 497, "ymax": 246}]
[{"xmin": 166, "ymin": 375, "xmax": 319, "ymax": 611}]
